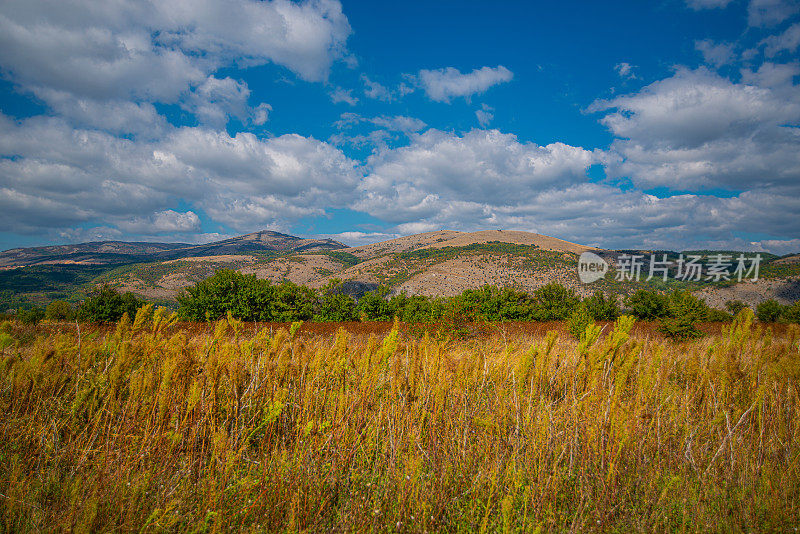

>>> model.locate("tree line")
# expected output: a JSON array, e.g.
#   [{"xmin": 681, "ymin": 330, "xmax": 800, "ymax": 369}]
[{"xmin": 7, "ymin": 269, "xmax": 799, "ymax": 337}]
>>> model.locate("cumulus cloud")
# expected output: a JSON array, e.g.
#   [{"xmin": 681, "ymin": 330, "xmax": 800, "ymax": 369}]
[
  {"xmin": 316, "ymin": 231, "xmax": 402, "ymax": 246},
  {"xmin": 0, "ymin": 113, "xmax": 360, "ymax": 235},
  {"xmin": 182, "ymin": 76, "xmax": 255, "ymax": 128},
  {"xmin": 119, "ymin": 210, "xmax": 201, "ymax": 234},
  {"xmin": 0, "ymin": 0, "xmax": 351, "ymax": 128},
  {"xmin": 475, "ymin": 104, "xmax": 494, "ymax": 127},
  {"xmin": 330, "ymin": 87, "xmax": 358, "ymax": 105},
  {"xmin": 591, "ymin": 67, "xmax": 800, "ymax": 190},
  {"xmin": 357, "ymin": 129, "xmax": 597, "ymax": 222},
  {"xmin": 695, "ymin": 39, "xmax": 735, "ymax": 66},
  {"xmin": 754, "ymin": 238, "xmax": 800, "ymax": 255},
  {"xmin": 417, "ymin": 66, "xmax": 513, "ymax": 102},
  {"xmin": 748, "ymin": 0, "xmax": 800, "ymax": 27},
  {"xmin": 762, "ymin": 22, "xmax": 800, "ymax": 56}
]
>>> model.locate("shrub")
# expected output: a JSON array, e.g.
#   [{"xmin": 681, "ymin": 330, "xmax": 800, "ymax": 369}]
[
  {"xmin": 756, "ymin": 299, "xmax": 784, "ymax": 323},
  {"xmin": 582, "ymin": 291, "xmax": 620, "ymax": 321},
  {"xmin": 532, "ymin": 283, "xmax": 579, "ymax": 321},
  {"xmin": 658, "ymin": 291, "xmax": 708, "ymax": 340},
  {"xmin": 783, "ymin": 301, "xmax": 800, "ymax": 324},
  {"xmin": 315, "ymin": 280, "xmax": 357, "ymax": 322},
  {"xmin": 356, "ymin": 287, "xmax": 392, "ymax": 321},
  {"xmin": 78, "ymin": 286, "xmax": 143, "ymax": 323},
  {"xmin": 725, "ymin": 300, "xmax": 749, "ymax": 315},
  {"xmin": 270, "ymin": 281, "xmax": 315, "ymax": 322},
  {"xmin": 45, "ymin": 300, "xmax": 74, "ymax": 321},
  {"xmin": 625, "ymin": 289, "xmax": 670, "ymax": 320},
  {"xmin": 706, "ymin": 308, "xmax": 733, "ymax": 322},
  {"xmin": 16, "ymin": 305, "xmax": 45, "ymax": 325},
  {"xmin": 177, "ymin": 269, "xmax": 274, "ymax": 321}
]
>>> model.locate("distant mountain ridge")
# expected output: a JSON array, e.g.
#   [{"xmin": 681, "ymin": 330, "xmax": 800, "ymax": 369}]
[
  {"xmin": 1, "ymin": 229, "xmax": 797, "ymax": 311},
  {"xmin": 0, "ymin": 230, "xmax": 346, "ymax": 269}
]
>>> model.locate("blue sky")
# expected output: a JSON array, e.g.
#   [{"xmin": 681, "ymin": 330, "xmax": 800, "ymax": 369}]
[{"xmin": 0, "ymin": 0, "xmax": 799, "ymax": 253}]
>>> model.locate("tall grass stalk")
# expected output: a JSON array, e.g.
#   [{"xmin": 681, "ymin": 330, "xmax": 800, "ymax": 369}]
[{"xmin": 0, "ymin": 308, "xmax": 798, "ymax": 532}]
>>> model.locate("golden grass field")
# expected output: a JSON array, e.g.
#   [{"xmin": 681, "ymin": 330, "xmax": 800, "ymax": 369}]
[{"xmin": 0, "ymin": 309, "xmax": 798, "ymax": 532}]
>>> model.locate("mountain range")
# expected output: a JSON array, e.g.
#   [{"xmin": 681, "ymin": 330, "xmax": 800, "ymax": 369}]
[{"xmin": 1, "ymin": 229, "xmax": 798, "ymax": 311}]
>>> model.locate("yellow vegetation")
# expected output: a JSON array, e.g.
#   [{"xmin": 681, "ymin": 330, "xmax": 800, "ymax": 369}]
[{"xmin": 0, "ymin": 308, "xmax": 798, "ymax": 532}]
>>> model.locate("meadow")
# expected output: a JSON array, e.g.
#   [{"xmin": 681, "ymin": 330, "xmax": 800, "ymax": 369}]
[{"xmin": 0, "ymin": 309, "xmax": 798, "ymax": 532}]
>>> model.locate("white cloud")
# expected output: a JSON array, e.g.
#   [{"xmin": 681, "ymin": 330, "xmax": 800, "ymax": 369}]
[
  {"xmin": 330, "ymin": 87, "xmax": 358, "ymax": 105},
  {"xmin": 748, "ymin": 0, "xmax": 800, "ymax": 27},
  {"xmin": 695, "ymin": 39, "xmax": 735, "ymax": 67},
  {"xmin": 685, "ymin": 0, "xmax": 734, "ymax": 9},
  {"xmin": 361, "ymin": 74, "xmax": 394, "ymax": 101},
  {"xmin": 0, "ymin": 0, "xmax": 351, "ymax": 129},
  {"xmin": 35, "ymin": 90, "xmax": 168, "ymax": 137},
  {"xmin": 316, "ymin": 231, "xmax": 401, "ymax": 246},
  {"xmin": 183, "ymin": 76, "xmax": 252, "ymax": 128},
  {"xmin": 614, "ymin": 62, "xmax": 637, "ymax": 79},
  {"xmin": 119, "ymin": 210, "xmax": 201, "ymax": 234},
  {"xmin": 754, "ymin": 238, "xmax": 800, "ymax": 255},
  {"xmin": 0, "ymin": 113, "xmax": 360, "ymax": 235},
  {"xmin": 366, "ymin": 115, "xmax": 426, "ymax": 133},
  {"xmin": 762, "ymin": 22, "xmax": 800, "ymax": 56},
  {"xmin": 252, "ymin": 103, "xmax": 272, "ymax": 126},
  {"xmin": 334, "ymin": 113, "xmax": 426, "ymax": 133},
  {"xmin": 417, "ymin": 66, "xmax": 513, "ymax": 103},
  {"xmin": 358, "ymin": 128, "xmax": 597, "ymax": 222},
  {"xmin": 475, "ymin": 104, "xmax": 494, "ymax": 127},
  {"xmin": 591, "ymin": 67, "xmax": 800, "ymax": 190}
]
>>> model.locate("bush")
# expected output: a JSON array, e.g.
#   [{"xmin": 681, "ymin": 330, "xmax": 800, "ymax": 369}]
[
  {"xmin": 706, "ymin": 308, "xmax": 733, "ymax": 322},
  {"xmin": 78, "ymin": 286, "xmax": 143, "ymax": 323},
  {"xmin": 387, "ymin": 293, "xmax": 437, "ymax": 323},
  {"xmin": 756, "ymin": 299, "xmax": 784, "ymax": 323},
  {"xmin": 315, "ymin": 280, "xmax": 357, "ymax": 322},
  {"xmin": 783, "ymin": 301, "xmax": 800, "ymax": 324},
  {"xmin": 270, "ymin": 281, "xmax": 315, "ymax": 322},
  {"xmin": 455, "ymin": 286, "xmax": 536, "ymax": 322},
  {"xmin": 16, "ymin": 305, "xmax": 45, "ymax": 325},
  {"xmin": 625, "ymin": 289, "xmax": 670, "ymax": 320},
  {"xmin": 45, "ymin": 300, "xmax": 74, "ymax": 321},
  {"xmin": 177, "ymin": 269, "xmax": 274, "ymax": 322},
  {"xmin": 725, "ymin": 300, "xmax": 749, "ymax": 315},
  {"xmin": 658, "ymin": 291, "xmax": 708, "ymax": 340},
  {"xmin": 582, "ymin": 291, "xmax": 620, "ymax": 321},
  {"xmin": 356, "ymin": 287, "xmax": 392, "ymax": 321},
  {"xmin": 532, "ymin": 283, "xmax": 579, "ymax": 321}
]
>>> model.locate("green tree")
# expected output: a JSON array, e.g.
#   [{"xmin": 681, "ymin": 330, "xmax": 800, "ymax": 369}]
[
  {"xmin": 724, "ymin": 300, "xmax": 749, "ymax": 316},
  {"xmin": 582, "ymin": 291, "xmax": 620, "ymax": 321},
  {"xmin": 625, "ymin": 289, "xmax": 670, "ymax": 320},
  {"xmin": 315, "ymin": 280, "xmax": 357, "ymax": 322},
  {"xmin": 45, "ymin": 300, "xmax": 74, "ymax": 321},
  {"xmin": 78, "ymin": 286, "xmax": 143, "ymax": 323},
  {"xmin": 658, "ymin": 290, "xmax": 708, "ymax": 340},
  {"xmin": 756, "ymin": 299, "xmax": 784, "ymax": 323},
  {"xmin": 531, "ymin": 283, "xmax": 579, "ymax": 321},
  {"xmin": 177, "ymin": 269, "xmax": 274, "ymax": 321},
  {"xmin": 783, "ymin": 301, "xmax": 800, "ymax": 324},
  {"xmin": 357, "ymin": 287, "xmax": 392, "ymax": 321},
  {"xmin": 270, "ymin": 281, "xmax": 315, "ymax": 322},
  {"xmin": 568, "ymin": 303, "xmax": 595, "ymax": 340},
  {"xmin": 16, "ymin": 305, "xmax": 45, "ymax": 325}
]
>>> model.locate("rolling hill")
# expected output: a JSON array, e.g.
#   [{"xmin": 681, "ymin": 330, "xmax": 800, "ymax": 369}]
[{"xmin": 1, "ymin": 229, "xmax": 798, "ymax": 310}]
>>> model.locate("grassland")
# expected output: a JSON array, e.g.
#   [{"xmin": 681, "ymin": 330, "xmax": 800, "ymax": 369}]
[{"xmin": 0, "ymin": 311, "xmax": 798, "ymax": 532}]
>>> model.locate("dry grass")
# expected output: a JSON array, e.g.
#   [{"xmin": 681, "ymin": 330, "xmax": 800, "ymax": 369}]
[{"xmin": 0, "ymin": 310, "xmax": 798, "ymax": 532}]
